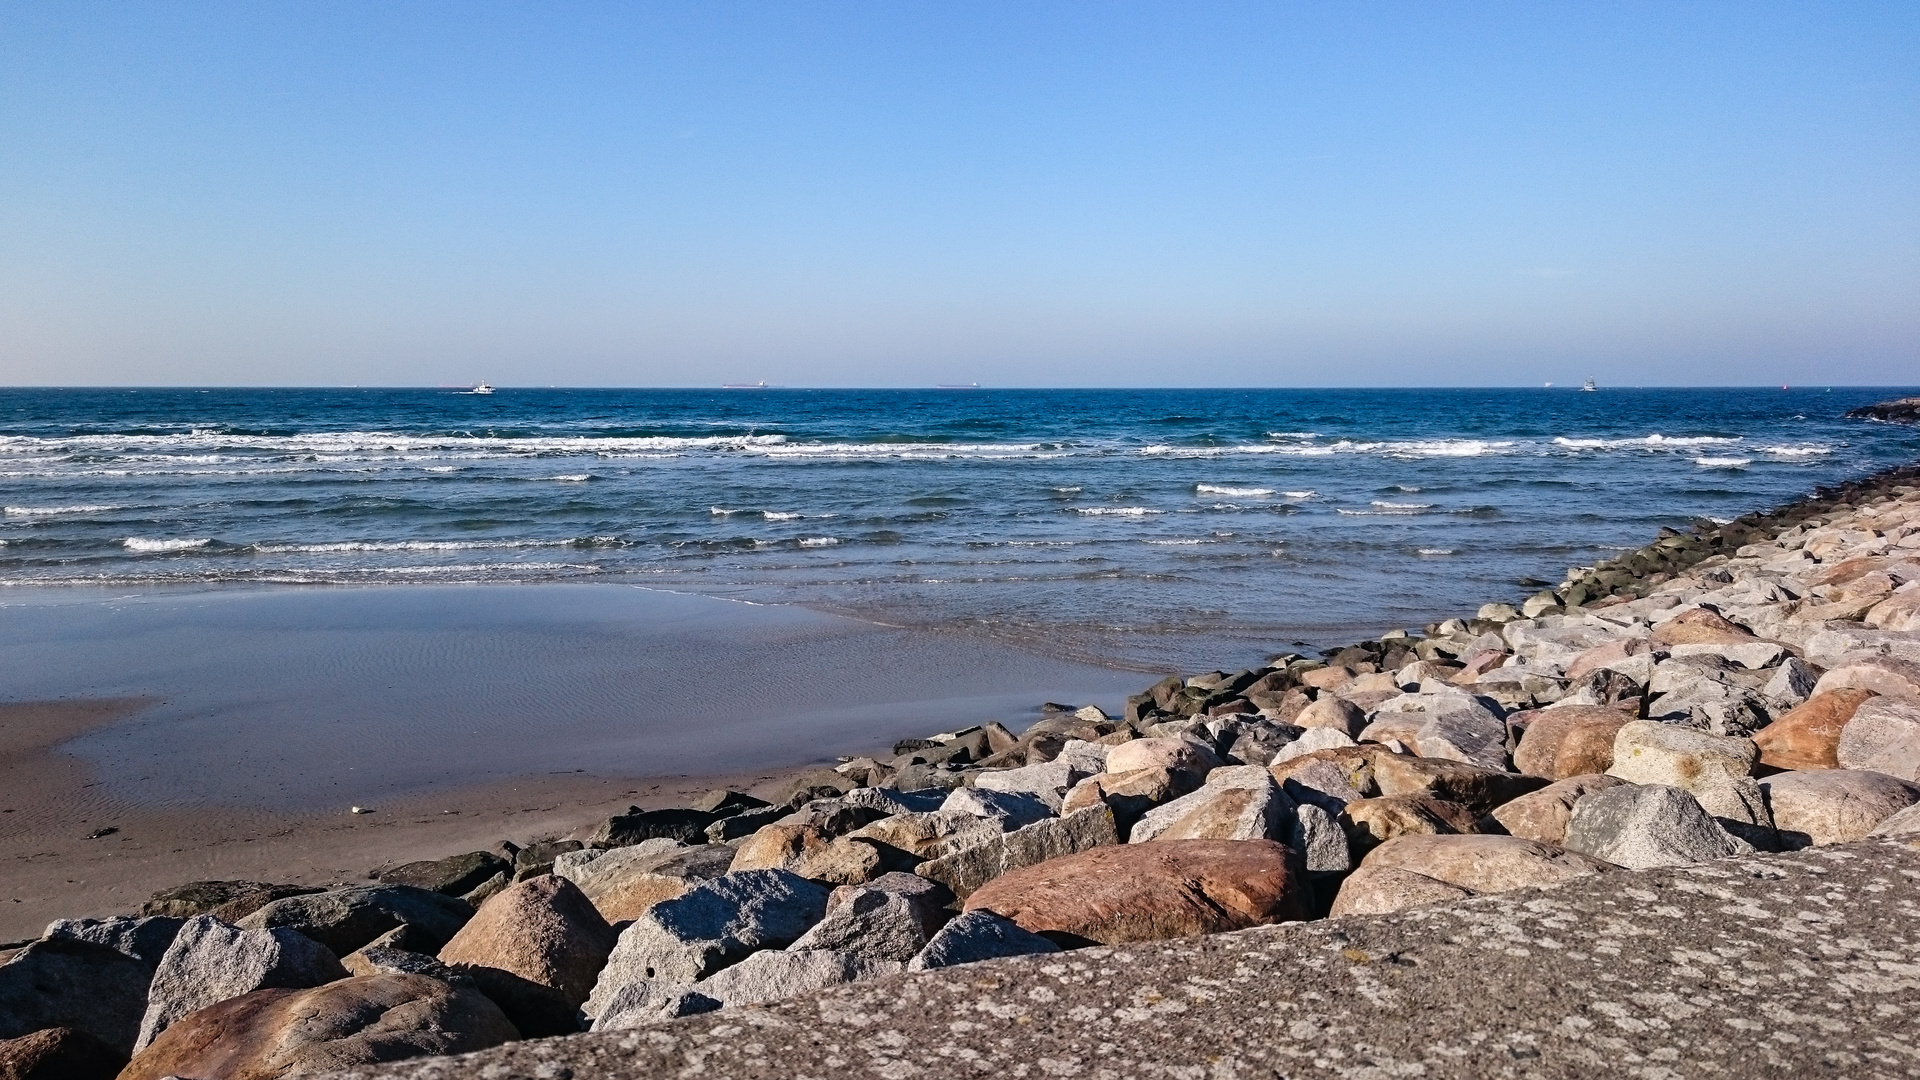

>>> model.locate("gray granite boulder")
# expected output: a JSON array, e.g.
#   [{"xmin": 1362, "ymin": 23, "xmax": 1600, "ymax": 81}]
[
  {"xmin": 43, "ymin": 915, "xmax": 183, "ymax": 970},
  {"xmin": 939, "ymin": 786, "xmax": 1053, "ymax": 829},
  {"xmin": 237, "ymin": 884, "xmax": 473, "ymax": 956},
  {"xmin": 1835, "ymin": 696, "xmax": 1920, "ymax": 782},
  {"xmin": 788, "ymin": 874, "xmax": 951, "ymax": 962},
  {"xmin": 1564, "ymin": 784, "xmax": 1752, "ymax": 870},
  {"xmin": 0, "ymin": 937, "xmax": 152, "ymax": 1054},
  {"xmin": 972, "ymin": 740, "xmax": 1108, "ymax": 810},
  {"xmin": 1129, "ymin": 765, "xmax": 1290, "ymax": 844},
  {"xmin": 135, "ymin": 914, "xmax": 348, "ymax": 1051},
  {"xmin": 1290, "ymin": 801, "xmax": 1352, "ymax": 873},
  {"xmin": 554, "ymin": 841, "xmax": 735, "ymax": 924},
  {"xmin": 1759, "ymin": 769, "xmax": 1920, "ymax": 848},
  {"xmin": 685, "ymin": 948, "xmax": 902, "ymax": 1009},
  {"xmin": 914, "ymin": 806, "xmax": 1120, "ymax": 899},
  {"xmin": 906, "ymin": 910, "xmax": 1061, "ymax": 971}
]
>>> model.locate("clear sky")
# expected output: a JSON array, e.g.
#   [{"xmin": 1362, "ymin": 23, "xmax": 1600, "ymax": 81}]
[{"xmin": 1, "ymin": 2, "xmax": 1915, "ymax": 388}]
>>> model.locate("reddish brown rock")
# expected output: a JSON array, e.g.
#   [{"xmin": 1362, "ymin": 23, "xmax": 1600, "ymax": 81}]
[
  {"xmin": 1359, "ymin": 834, "xmax": 1616, "ymax": 895},
  {"xmin": 1563, "ymin": 639, "xmax": 1650, "ymax": 683},
  {"xmin": 1754, "ymin": 689, "xmax": 1878, "ymax": 771},
  {"xmin": 730, "ymin": 823, "xmax": 830, "ymax": 872},
  {"xmin": 1512, "ymin": 707, "xmax": 1632, "ymax": 779},
  {"xmin": 0, "ymin": 1027, "xmax": 125, "ymax": 1080},
  {"xmin": 117, "ymin": 974, "xmax": 517, "ymax": 1080},
  {"xmin": 964, "ymin": 839, "xmax": 1308, "ymax": 945},
  {"xmin": 1450, "ymin": 649, "xmax": 1510, "ymax": 684},
  {"xmin": 436, "ymin": 876, "xmax": 613, "ymax": 1037},
  {"xmin": 1651, "ymin": 608, "xmax": 1759, "ymax": 647},
  {"xmin": 1339, "ymin": 796, "xmax": 1480, "ymax": 857},
  {"xmin": 1485, "ymin": 774, "xmax": 1632, "ymax": 845}
]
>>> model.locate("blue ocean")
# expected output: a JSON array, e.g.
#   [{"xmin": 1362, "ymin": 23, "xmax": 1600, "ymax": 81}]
[{"xmin": 4, "ymin": 386, "xmax": 1917, "ymax": 671}]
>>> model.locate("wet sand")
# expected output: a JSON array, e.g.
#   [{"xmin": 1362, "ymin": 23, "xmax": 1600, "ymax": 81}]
[{"xmin": 0, "ymin": 583, "xmax": 1143, "ymax": 942}]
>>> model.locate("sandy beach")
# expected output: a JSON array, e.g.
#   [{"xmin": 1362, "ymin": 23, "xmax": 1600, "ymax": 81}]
[{"xmin": 0, "ymin": 583, "xmax": 1140, "ymax": 943}]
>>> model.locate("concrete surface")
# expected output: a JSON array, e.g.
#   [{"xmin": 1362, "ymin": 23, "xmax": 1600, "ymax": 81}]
[{"xmin": 330, "ymin": 839, "xmax": 1920, "ymax": 1080}]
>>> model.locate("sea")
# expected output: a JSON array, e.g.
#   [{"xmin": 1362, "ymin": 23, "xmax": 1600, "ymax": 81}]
[{"xmin": 4, "ymin": 386, "xmax": 1917, "ymax": 673}]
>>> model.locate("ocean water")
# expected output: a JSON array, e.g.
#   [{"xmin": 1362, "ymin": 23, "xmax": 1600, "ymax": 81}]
[{"xmin": 4, "ymin": 386, "xmax": 1917, "ymax": 671}]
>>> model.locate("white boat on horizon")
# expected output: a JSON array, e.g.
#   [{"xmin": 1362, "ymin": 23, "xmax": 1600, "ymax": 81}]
[
  {"xmin": 722, "ymin": 381, "xmax": 770, "ymax": 389},
  {"xmin": 1580, "ymin": 377, "xmax": 1597, "ymax": 392},
  {"xmin": 463, "ymin": 382, "xmax": 494, "ymax": 395}
]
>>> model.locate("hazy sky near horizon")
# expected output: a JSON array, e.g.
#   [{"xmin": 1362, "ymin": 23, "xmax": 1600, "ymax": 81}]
[{"xmin": 2, "ymin": 3, "xmax": 1916, "ymax": 388}]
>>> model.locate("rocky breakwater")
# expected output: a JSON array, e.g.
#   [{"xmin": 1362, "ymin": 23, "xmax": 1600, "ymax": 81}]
[{"xmin": 6, "ymin": 466, "xmax": 1920, "ymax": 1079}]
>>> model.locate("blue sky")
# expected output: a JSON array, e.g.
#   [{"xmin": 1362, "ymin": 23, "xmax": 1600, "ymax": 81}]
[{"xmin": 1, "ymin": 2, "xmax": 1914, "ymax": 387}]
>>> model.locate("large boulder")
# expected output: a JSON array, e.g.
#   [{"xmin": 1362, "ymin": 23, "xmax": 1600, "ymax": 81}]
[
  {"xmin": 1406, "ymin": 694, "xmax": 1510, "ymax": 770},
  {"xmin": 1835, "ymin": 696, "xmax": 1920, "ymax": 781},
  {"xmin": 0, "ymin": 938, "xmax": 151, "ymax": 1054},
  {"xmin": 1759, "ymin": 770, "xmax": 1920, "ymax": 848},
  {"xmin": 1650, "ymin": 607, "xmax": 1759, "ymax": 647},
  {"xmin": 964, "ymin": 839, "xmax": 1308, "ymax": 945},
  {"xmin": 588, "ymin": 808, "xmax": 718, "ymax": 847},
  {"xmin": 1354, "ymin": 834, "xmax": 1615, "ymax": 897},
  {"xmin": 1367, "ymin": 754, "xmax": 1546, "ymax": 814},
  {"xmin": 1293, "ymin": 697, "xmax": 1366, "ymax": 737},
  {"xmin": 906, "ymin": 911, "xmax": 1060, "ymax": 971},
  {"xmin": 553, "ymin": 843, "xmax": 735, "ymax": 923},
  {"xmin": 686, "ymin": 949, "xmax": 902, "ymax": 1009},
  {"xmin": 1485, "ymin": 774, "xmax": 1631, "ymax": 845},
  {"xmin": 846, "ymin": 810, "xmax": 1005, "ymax": 864},
  {"xmin": 972, "ymin": 741, "xmax": 1110, "ymax": 809},
  {"xmin": 1870, "ymin": 801, "xmax": 1920, "ymax": 839},
  {"xmin": 583, "ymin": 870, "xmax": 829, "ymax": 1024},
  {"xmin": 1128, "ymin": 765, "xmax": 1289, "ymax": 844},
  {"xmin": 436, "ymin": 876, "xmax": 614, "ymax": 1037},
  {"xmin": 1563, "ymin": 784, "xmax": 1752, "ymax": 869},
  {"xmin": 1327, "ymin": 864, "xmax": 1475, "ymax": 916},
  {"xmin": 139, "ymin": 880, "xmax": 323, "ymax": 923},
  {"xmin": 1812, "ymin": 654, "xmax": 1920, "ymax": 700},
  {"xmin": 1606, "ymin": 721, "xmax": 1770, "ymax": 830},
  {"xmin": 41, "ymin": 916, "xmax": 182, "ymax": 971},
  {"xmin": 914, "ymin": 807, "xmax": 1120, "ymax": 899},
  {"xmin": 1103, "ymin": 737, "xmax": 1221, "ymax": 781},
  {"xmin": 375, "ymin": 852, "xmax": 512, "ymax": 897},
  {"xmin": 0, "ymin": 1026, "xmax": 126, "ymax": 1080},
  {"xmin": 237, "ymin": 885, "xmax": 473, "ymax": 957},
  {"xmin": 1338, "ymin": 796, "xmax": 1479, "ymax": 857},
  {"xmin": 1754, "ymin": 689, "xmax": 1878, "ymax": 771},
  {"xmin": 117, "ymin": 974, "xmax": 516, "ymax": 1080},
  {"xmin": 788, "ymin": 874, "xmax": 950, "ymax": 962},
  {"xmin": 939, "ymin": 787, "xmax": 1053, "ymax": 829},
  {"xmin": 135, "ymin": 915, "xmax": 347, "ymax": 1052},
  {"xmin": 1060, "ymin": 767, "xmax": 1195, "ymax": 831},
  {"xmin": 1511, "ymin": 707, "xmax": 1631, "ymax": 780}
]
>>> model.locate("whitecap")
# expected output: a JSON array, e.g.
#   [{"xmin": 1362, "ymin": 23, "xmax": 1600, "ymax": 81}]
[
  {"xmin": 1073, "ymin": 507, "xmax": 1163, "ymax": 516},
  {"xmin": 1281, "ymin": 490, "xmax": 1316, "ymax": 499},
  {"xmin": 1372, "ymin": 500, "xmax": 1435, "ymax": 510},
  {"xmin": 1195, "ymin": 484, "xmax": 1275, "ymax": 496},
  {"xmin": 798, "ymin": 536, "xmax": 840, "ymax": 547},
  {"xmin": 5, "ymin": 504, "xmax": 122, "ymax": 516},
  {"xmin": 124, "ymin": 537, "xmax": 211, "ymax": 552},
  {"xmin": 1761, "ymin": 445, "xmax": 1831, "ymax": 457},
  {"xmin": 1417, "ymin": 548, "xmax": 1457, "ymax": 556},
  {"xmin": 1694, "ymin": 457, "xmax": 1753, "ymax": 468},
  {"xmin": 1145, "ymin": 539, "xmax": 1207, "ymax": 545},
  {"xmin": 547, "ymin": 474, "xmax": 592, "ymax": 482}
]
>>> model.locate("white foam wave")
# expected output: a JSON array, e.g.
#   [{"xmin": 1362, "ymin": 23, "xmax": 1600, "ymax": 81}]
[
  {"xmin": 1073, "ymin": 507, "xmax": 1163, "ymax": 516},
  {"xmin": 1761, "ymin": 445, "xmax": 1831, "ymax": 457},
  {"xmin": 1195, "ymin": 484, "xmax": 1275, "ymax": 496},
  {"xmin": 1052, "ymin": 486, "xmax": 1082, "ymax": 494},
  {"xmin": 251, "ymin": 539, "xmax": 585, "ymax": 553},
  {"xmin": 1694, "ymin": 457, "xmax": 1753, "ymax": 468},
  {"xmin": 798, "ymin": 536, "xmax": 840, "ymax": 547},
  {"xmin": 763, "ymin": 512, "xmax": 804, "ymax": 521},
  {"xmin": 1145, "ymin": 539, "xmax": 1207, "ymax": 545},
  {"xmin": 1553, "ymin": 434, "xmax": 1742, "ymax": 449},
  {"xmin": 1281, "ymin": 491, "xmax": 1316, "ymax": 499},
  {"xmin": 124, "ymin": 537, "xmax": 211, "ymax": 552},
  {"xmin": 5, "ymin": 504, "xmax": 122, "ymax": 516},
  {"xmin": 0, "ymin": 430, "xmax": 793, "ymax": 457},
  {"xmin": 748, "ymin": 442, "xmax": 1055, "ymax": 460},
  {"xmin": 546, "ymin": 474, "xmax": 591, "ymax": 482},
  {"xmin": 1372, "ymin": 500, "xmax": 1435, "ymax": 510},
  {"xmin": 1417, "ymin": 548, "xmax": 1458, "ymax": 556}
]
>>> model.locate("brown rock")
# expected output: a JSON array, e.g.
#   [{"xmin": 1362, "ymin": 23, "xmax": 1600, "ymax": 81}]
[
  {"xmin": 1359, "ymin": 834, "xmax": 1616, "ymax": 895},
  {"xmin": 1754, "ymin": 689, "xmax": 1878, "ymax": 771},
  {"xmin": 964, "ymin": 839, "xmax": 1308, "ymax": 945},
  {"xmin": 117, "ymin": 974, "xmax": 517, "ymax": 1080},
  {"xmin": 1268, "ymin": 744, "xmax": 1395, "ymax": 796},
  {"xmin": 0, "ymin": 1027, "xmax": 125, "ymax": 1080},
  {"xmin": 1450, "ymin": 649, "xmax": 1509, "ymax": 684},
  {"xmin": 139, "ymin": 880, "xmax": 323, "ymax": 922},
  {"xmin": 1865, "ymin": 588, "xmax": 1920, "ymax": 631},
  {"xmin": 436, "ymin": 876, "xmax": 613, "ymax": 1037},
  {"xmin": 792, "ymin": 837, "xmax": 886, "ymax": 885},
  {"xmin": 1298, "ymin": 666, "xmax": 1354, "ymax": 690},
  {"xmin": 1759, "ymin": 769, "xmax": 1920, "ymax": 848},
  {"xmin": 1060, "ymin": 766, "xmax": 1194, "ymax": 830},
  {"xmin": 1512, "ymin": 707, "xmax": 1631, "ymax": 779},
  {"xmin": 1369, "ymin": 754, "xmax": 1547, "ymax": 814},
  {"xmin": 1811, "ymin": 654, "xmax": 1920, "ymax": 701},
  {"xmin": 1104, "ymin": 737, "xmax": 1222, "ymax": 781},
  {"xmin": 730, "ymin": 823, "xmax": 830, "ymax": 872},
  {"xmin": 1651, "ymin": 608, "xmax": 1758, "ymax": 647},
  {"xmin": 1328, "ymin": 864, "xmax": 1474, "ymax": 916},
  {"xmin": 1355, "ymin": 713, "xmax": 1424, "ymax": 747},
  {"xmin": 1485, "ymin": 774, "xmax": 1632, "ymax": 844},
  {"xmin": 1339, "ymin": 796, "xmax": 1480, "ymax": 857},
  {"xmin": 1563, "ymin": 638, "xmax": 1650, "ymax": 683},
  {"xmin": 1294, "ymin": 696, "xmax": 1366, "ymax": 736}
]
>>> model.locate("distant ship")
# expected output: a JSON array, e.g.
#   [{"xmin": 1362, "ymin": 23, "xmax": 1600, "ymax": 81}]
[
  {"xmin": 722, "ymin": 381, "xmax": 769, "ymax": 389},
  {"xmin": 936, "ymin": 383, "xmax": 980, "ymax": 389},
  {"xmin": 463, "ymin": 382, "xmax": 494, "ymax": 395},
  {"xmin": 1580, "ymin": 377, "xmax": 1597, "ymax": 392}
]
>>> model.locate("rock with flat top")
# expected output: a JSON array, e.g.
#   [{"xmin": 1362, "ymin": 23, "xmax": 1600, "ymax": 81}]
[
  {"xmin": 965, "ymin": 839, "xmax": 1308, "ymax": 945},
  {"xmin": 939, "ymin": 786, "xmax": 1052, "ymax": 829},
  {"xmin": 1755, "ymin": 689, "xmax": 1878, "ymax": 771},
  {"xmin": 1269, "ymin": 726, "xmax": 1358, "ymax": 763},
  {"xmin": 377, "ymin": 852, "xmax": 512, "ymax": 897},
  {"xmin": 1129, "ymin": 765, "xmax": 1290, "ymax": 844},
  {"xmin": 1357, "ymin": 834, "xmax": 1615, "ymax": 896},
  {"xmin": 1564, "ymin": 784, "xmax": 1752, "ymax": 869},
  {"xmin": 237, "ymin": 884, "xmax": 473, "ymax": 957},
  {"xmin": 972, "ymin": 741, "xmax": 1108, "ymax": 809},
  {"xmin": 554, "ymin": 843, "xmax": 735, "ymax": 924},
  {"xmin": 788, "ymin": 874, "xmax": 950, "ymax": 962},
  {"xmin": 589, "ymin": 808, "xmax": 718, "ymax": 847},
  {"xmin": 792, "ymin": 836, "xmax": 886, "ymax": 885},
  {"xmin": 135, "ymin": 914, "xmax": 348, "ymax": 1052},
  {"xmin": 1759, "ymin": 769, "xmax": 1920, "ymax": 848},
  {"xmin": 686, "ymin": 949, "xmax": 902, "ymax": 1008},
  {"xmin": 1835, "ymin": 696, "xmax": 1920, "ymax": 781},
  {"xmin": 0, "ymin": 938, "xmax": 151, "ymax": 1054},
  {"xmin": 1486, "ymin": 774, "xmax": 1631, "ymax": 845},
  {"xmin": 117, "ymin": 974, "xmax": 516, "ymax": 1080},
  {"xmin": 906, "ymin": 910, "xmax": 1060, "ymax": 971},
  {"xmin": 1812, "ymin": 654, "xmax": 1920, "ymax": 700},
  {"xmin": 1328, "ymin": 864, "xmax": 1476, "ymax": 916},
  {"xmin": 915, "ymin": 807, "xmax": 1120, "ymax": 899}
]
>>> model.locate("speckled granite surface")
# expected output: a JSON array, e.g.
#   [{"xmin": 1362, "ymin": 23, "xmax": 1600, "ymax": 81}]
[{"xmin": 328, "ymin": 838, "xmax": 1920, "ymax": 1080}]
